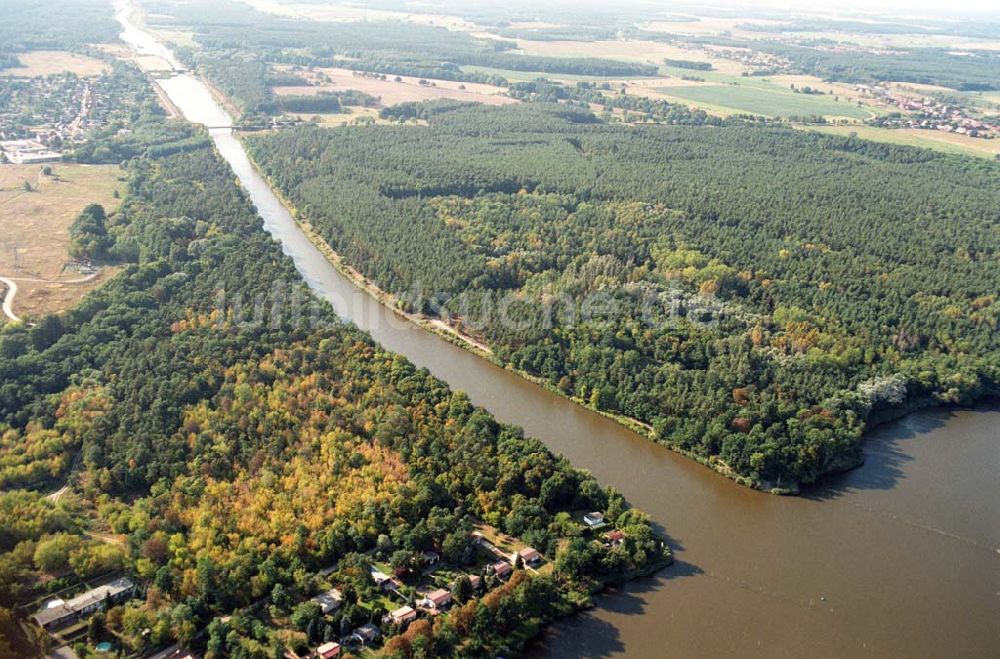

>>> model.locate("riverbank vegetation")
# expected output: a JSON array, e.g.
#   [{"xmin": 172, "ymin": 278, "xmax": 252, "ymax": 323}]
[{"xmin": 246, "ymin": 102, "xmax": 1000, "ymax": 491}]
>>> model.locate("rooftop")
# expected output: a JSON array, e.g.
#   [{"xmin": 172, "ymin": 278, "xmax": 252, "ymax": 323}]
[{"xmin": 34, "ymin": 577, "xmax": 135, "ymax": 628}]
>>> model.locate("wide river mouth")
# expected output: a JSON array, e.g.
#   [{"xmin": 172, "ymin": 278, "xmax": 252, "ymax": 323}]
[{"xmin": 116, "ymin": 6, "xmax": 1000, "ymax": 656}]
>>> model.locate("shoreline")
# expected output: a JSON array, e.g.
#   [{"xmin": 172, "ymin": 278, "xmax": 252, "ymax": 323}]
[
  {"xmin": 235, "ymin": 134, "xmax": 1000, "ymax": 496},
  {"xmin": 229, "ymin": 134, "xmax": 873, "ymax": 495}
]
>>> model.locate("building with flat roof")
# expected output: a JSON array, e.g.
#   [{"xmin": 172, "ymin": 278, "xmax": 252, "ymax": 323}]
[
  {"xmin": 310, "ymin": 588, "xmax": 342, "ymax": 614},
  {"xmin": 314, "ymin": 641, "xmax": 340, "ymax": 659},
  {"xmin": 33, "ymin": 577, "xmax": 136, "ymax": 631},
  {"xmin": 0, "ymin": 139, "xmax": 62, "ymax": 164}
]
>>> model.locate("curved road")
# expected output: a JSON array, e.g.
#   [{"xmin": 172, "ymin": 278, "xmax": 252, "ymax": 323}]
[
  {"xmin": 0, "ymin": 277, "xmax": 20, "ymax": 322},
  {"xmin": 0, "ymin": 271, "xmax": 100, "ymax": 323}
]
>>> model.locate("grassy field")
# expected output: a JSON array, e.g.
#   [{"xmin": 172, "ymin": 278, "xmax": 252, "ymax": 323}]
[
  {"xmin": 0, "ymin": 164, "xmax": 124, "ymax": 320},
  {"xmin": 286, "ymin": 107, "xmax": 387, "ymax": 126},
  {"xmin": 654, "ymin": 82, "xmax": 873, "ymax": 119},
  {"xmin": 649, "ymin": 65, "xmax": 878, "ymax": 119},
  {"xmin": 0, "ymin": 50, "xmax": 109, "ymax": 77},
  {"xmin": 801, "ymin": 124, "xmax": 1000, "ymax": 159}
]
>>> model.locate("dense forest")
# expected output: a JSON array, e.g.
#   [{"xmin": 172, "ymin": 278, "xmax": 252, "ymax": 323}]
[
  {"xmin": 0, "ymin": 0, "xmax": 120, "ymax": 53},
  {"xmin": 247, "ymin": 102, "xmax": 1000, "ymax": 490},
  {"xmin": 0, "ymin": 118, "xmax": 667, "ymax": 656}
]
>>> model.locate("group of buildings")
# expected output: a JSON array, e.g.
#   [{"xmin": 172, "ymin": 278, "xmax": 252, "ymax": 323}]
[
  {"xmin": 0, "ymin": 74, "xmax": 98, "ymax": 163},
  {"xmin": 30, "ymin": 514, "xmax": 618, "ymax": 658},
  {"xmin": 858, "ymin": 85, "xmax": 998, "ymax": 138},
  {"xmin": 0, "ymin": 138, "xmax": 63, "ymax": 164}
]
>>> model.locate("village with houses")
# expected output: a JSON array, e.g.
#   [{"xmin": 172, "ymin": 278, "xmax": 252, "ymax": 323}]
[
  {"xmin": 25, "ymin": 511, "xmax": 647, "ymax": 659},
  {"xmin": 860, "ymin": 85, "xmax": 999, "ymax": 138},
  {"xmin": 0, "ymin": 61, "xmax": 150, "ymax": 164}
]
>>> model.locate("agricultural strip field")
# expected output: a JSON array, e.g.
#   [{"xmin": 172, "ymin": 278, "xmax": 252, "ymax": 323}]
[
  {"xmin": 460, "ymin": 65, "xmax": 662, "ymax": 83},
  {"xmin": 654, "ymin": 83, "xmax": 874, "ymax": 118},
  {"xmin": 650, "ymin": 66, "xmax": 879, "ymax": 119}
]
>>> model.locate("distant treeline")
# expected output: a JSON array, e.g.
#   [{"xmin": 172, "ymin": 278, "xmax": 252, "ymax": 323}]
[
  {"xmin": 737, "ymin": 18, "xmax": 1000, "ymax": 40},
  {"xmin": 276, "ymin": 90, "xmax": 378, "ymax": 114},
  {"xmin": 663, "ymin": 58, "xmax": 714, "ymax": 71}
]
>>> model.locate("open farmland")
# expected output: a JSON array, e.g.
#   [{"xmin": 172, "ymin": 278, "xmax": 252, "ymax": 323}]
[
  {"xmin": 0, "ymin": 50, "xmax": 109, "ymax": 77},
  {"xmin": 510, "ymin": 37, "xmax": 746, "ymax": 74},
  {"xmin": 803, "ymin": 123, "xmax": 1000, "ymax": 158},
  {"xmin": 273, "ymin": 67, "xmax": 516, "ymax": 107},
  {"xmin": 0, "ymin": 163, "xmax": 123, "ymax": 320},
  {"xmin": 653, "ymin": 82, "xmax": 874, "ymax": 119}
]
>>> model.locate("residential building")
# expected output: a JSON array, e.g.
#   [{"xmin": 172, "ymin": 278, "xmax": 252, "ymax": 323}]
[
  {"xmin": 418, "ymin": 588, "xmax": 452, "ymax": 612},
  {"xmin": 604, "ymin": 530, "xmax": 625, "ymax": 546},
  {"xmin": 387, "ymin": 605, "xmax": 417, "ymax": 627},
  {"xmin": 310, "ymin": 588, "xmax": 342, "ymax": 614},
  {"xmin": 491, "ymin": 560, "xmax": 512, "ymax": 579},
  {"xmin": 349, "ymin": 623, "xmax": 381, "ymax": 646},
  {"xmin": 515, "ymin": 547, "xmax": 542, "ymax": 566},
  {"xmin": 314, "ymin": 642, "xmax": 340, "ymax": 659}
]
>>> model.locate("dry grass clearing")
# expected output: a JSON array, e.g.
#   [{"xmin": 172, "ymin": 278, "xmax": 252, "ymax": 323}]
[
  {"xmin": 0, "ymin": 164, "xmax": 124, "ymax": 320},
  {"xmin": 273, "ymin": 67, "xmax": 516, "ymax": 107},
  {"xmin": 152, "ymin": 28, "xmax": 198, "ymax": 49},
  {"xmin": 769, "ymin": 74, "xmax": 871, "ymax": 103},
  {"xmin": 286, "ymin": 107, "xmax": 386, "ymax": 127},
  {"xmin": 0, "ymin": 50, "xmax": 109, "ymax": 77}
]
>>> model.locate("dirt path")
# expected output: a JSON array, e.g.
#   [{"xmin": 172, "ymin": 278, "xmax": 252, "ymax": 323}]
[
  {"xmin": 46, "ymin": 451, "xmax": 84, "ymax": 503},
  {"xmin": 0, "ymin": 271, "xmax": 101, "ymax": 322},
  {"xmin": 0, "ymin": 276, "xmax": 20, "ymax": 321}
]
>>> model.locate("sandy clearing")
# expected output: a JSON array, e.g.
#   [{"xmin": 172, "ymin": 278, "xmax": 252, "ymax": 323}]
[{"xmin": 273, "ymin": 67, "xmax": 516, "ymax": 107}]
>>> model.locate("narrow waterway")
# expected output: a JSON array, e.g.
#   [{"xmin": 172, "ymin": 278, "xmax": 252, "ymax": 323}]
[{"xmin": 117, "ymin": 8, "xmax": 1000, "ymax": 657}]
